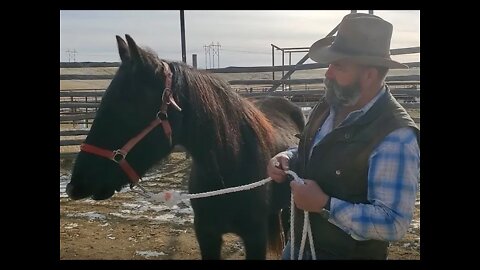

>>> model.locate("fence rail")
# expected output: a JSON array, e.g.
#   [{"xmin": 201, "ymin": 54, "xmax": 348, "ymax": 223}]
[
  {"xmin": 59, "ymin": 74, "xmax": 421, "ymax": 85},
  {"xmin": 59, "ymin": 88, "xmax": 420, "ymax": 118}
]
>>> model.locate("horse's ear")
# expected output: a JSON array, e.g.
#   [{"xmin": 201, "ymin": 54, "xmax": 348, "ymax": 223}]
[
  {"xmin": 125, "ymin": 34, "xmax": 142, "ymax": 64},
  {"xmin": 116, "ymin": 35, "xmax": 130, "ymax": 62}
]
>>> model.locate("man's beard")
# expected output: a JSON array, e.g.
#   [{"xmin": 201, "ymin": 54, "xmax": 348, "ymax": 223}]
[{"xmin": 324, "ymin": 77, "xmax": 361, "ymax": 107}]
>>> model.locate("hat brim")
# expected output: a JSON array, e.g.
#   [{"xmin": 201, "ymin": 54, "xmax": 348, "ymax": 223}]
[{"xmin": 308, "ymin": 36, "xmax": 409, "ymax": 69}]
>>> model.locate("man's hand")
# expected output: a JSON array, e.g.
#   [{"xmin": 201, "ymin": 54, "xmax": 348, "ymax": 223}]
[
  {"xmin": 290, "ymin": 179, "xmax": 330, "ymax": 213},
  {"xmin": 267, "ymin": 152, "xmax": 291, "ymax": 183}
]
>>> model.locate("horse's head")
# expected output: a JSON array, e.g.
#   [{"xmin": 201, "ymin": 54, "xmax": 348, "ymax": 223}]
[{"xmin": 66, "ymin": 35, "xmax": 184, "ymax": 200}]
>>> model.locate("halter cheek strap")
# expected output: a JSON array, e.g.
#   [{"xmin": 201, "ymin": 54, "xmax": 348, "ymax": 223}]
[{"xmin": 80, "ymin": 61, "xmax": 181, "ymax": 187}]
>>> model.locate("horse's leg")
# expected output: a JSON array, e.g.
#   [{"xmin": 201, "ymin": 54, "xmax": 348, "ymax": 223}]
[
  {"xmin": 239, "ymin": 227, "xmax": 267, "ymax": 259},
  {"xmin": 194, "ymin": 215, "xmax": 223, "ymax": 259},
  {"xmin": 189, "ymin": 165, "xmax": 223, "ymax": 259},
  {"xmin": 236, "ymin": 211, "xmax": 267, "ymax": 260}
]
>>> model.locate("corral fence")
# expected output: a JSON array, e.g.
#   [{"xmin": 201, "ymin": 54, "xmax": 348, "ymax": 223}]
[{"xmin": 60, "ymin": 47, "xmax": 419, "ymax": 159}]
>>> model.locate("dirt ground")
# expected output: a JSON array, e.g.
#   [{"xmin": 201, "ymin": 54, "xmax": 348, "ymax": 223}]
[{"xmin": 60, "ymin": 153, "xmax": 420, "ymax": 260}]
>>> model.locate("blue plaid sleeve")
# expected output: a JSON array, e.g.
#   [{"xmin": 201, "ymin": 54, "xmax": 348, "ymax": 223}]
[
  {"xmin": 328, "ymin": 127, "xmax": 420, "ymax": 241},
  {"xmin": 285, "ymin": 146, "xmax": 298, "ymax": 161}
]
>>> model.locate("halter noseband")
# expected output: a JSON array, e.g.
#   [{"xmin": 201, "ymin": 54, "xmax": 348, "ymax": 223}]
[{"xmin": 80, "ymin": 61, "xmax": 182, "ymax": 189}]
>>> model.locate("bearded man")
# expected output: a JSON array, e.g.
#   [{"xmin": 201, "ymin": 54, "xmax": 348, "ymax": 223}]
[{"xmin": 267, "ymin": 13, "xmax": 420, "ymax": 260}]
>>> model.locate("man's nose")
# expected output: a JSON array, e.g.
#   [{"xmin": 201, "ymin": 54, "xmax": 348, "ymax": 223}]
[{"xmin": 325, "ymin": 65, "xmax": 334, "ymax": 80}]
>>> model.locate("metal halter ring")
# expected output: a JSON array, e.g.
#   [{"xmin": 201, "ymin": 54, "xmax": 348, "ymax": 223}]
[
  {"xmin": 112, "ymin": 149, "xmax": 127, "ymax": 163},
  {"xmin": 156, "ymin": 111, "xmax": 168, "ymax": 120}
]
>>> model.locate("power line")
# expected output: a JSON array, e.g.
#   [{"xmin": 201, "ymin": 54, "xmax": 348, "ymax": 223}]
[
  {"xmin": 203, "ymin": 45, "xmax": 210, "ymax": 69},
  {"xmin": 65, "ymin": 49, "xmax": 78, "ymax": 62},
  {"xmin": 72, "ymin": 49, "xmax": 77, "ymax": 62},
  {"xmin": 204, "ymin": 42, "xmax": 221, "ymax": 68},
  {"xmin": 220, "ymin": 48, "xmax": 270, "ymax": 55},
  {"xmin": 66, "ymin": 49, "xmax": 71, "ymax": 62}
]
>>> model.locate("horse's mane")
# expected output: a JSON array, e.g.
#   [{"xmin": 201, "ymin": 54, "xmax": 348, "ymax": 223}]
[
  {"xmin": 134, "ymin": 47, "xmax": 275, "ymax": 168},
  {"xmin": 169, "ymin": 61, "xmax": 275, "ymax": 164}
]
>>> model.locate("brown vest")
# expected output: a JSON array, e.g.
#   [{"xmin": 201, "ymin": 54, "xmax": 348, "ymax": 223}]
[{"xmin": 292, "ymin": 88, "xmax": 419, "ymax": 259}]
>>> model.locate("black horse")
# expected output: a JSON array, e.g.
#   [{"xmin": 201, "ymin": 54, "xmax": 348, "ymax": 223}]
[{"xmin": 66, "ymin": 35, "xmax": 304, "ymax": 259}]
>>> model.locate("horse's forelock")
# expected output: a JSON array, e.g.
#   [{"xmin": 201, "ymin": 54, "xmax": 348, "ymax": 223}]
[{"xmin": 140, "ymin": 48, "xmax": 166, "ymax": 77}]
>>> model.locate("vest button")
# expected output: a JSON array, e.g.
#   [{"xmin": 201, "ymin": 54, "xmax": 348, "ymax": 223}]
[
  {"xmin": 335, "ymin": 169, "xmax": 341, "ymax": 176},
  {"xmin": 344, "ymin": 133, "xmax": 351, "ymax": 140}
]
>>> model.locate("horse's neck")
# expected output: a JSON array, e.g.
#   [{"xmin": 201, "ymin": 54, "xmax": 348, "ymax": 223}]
[{"xmin": 188, "ymin": 146, "xmax": 230, "ymax": 173}]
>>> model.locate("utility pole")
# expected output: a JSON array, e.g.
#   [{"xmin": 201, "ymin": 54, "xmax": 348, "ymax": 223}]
[
  {"xmin": 180, "ymin": 10, "xmax": 187, "ymax": 63},
  {"xmin": 192, "ymin": 54, "xmax": 197, "ymax": 68}
]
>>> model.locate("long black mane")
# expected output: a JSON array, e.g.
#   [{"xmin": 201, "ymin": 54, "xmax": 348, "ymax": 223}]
[{"xmin": 167, "ymin": 61, "xmax": 277, "ymax": 176}]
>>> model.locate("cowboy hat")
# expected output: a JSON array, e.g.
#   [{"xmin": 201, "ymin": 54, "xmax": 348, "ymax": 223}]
[{"xmin": 309, "ymin": 13, "xmax": 408, "ymax": 69}]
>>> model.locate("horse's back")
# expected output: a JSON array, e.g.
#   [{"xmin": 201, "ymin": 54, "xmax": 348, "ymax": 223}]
[
  {"xmin": 250, "ymin": 96, "xmax": 305, "ymax": 151},
  {"xmin": 251, "ymin": 96, "xmax": 304, "ymax": 132}
]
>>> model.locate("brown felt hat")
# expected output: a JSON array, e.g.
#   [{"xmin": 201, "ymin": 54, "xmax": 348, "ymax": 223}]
[{"xmin": 309, "ymin": 13, "xmax": 408, "ymax": 69}]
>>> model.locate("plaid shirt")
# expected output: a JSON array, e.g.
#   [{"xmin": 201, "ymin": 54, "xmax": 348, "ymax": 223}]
[{"xmin": 288, "ymin": 87, "xmax": 420, "ymax": 241}]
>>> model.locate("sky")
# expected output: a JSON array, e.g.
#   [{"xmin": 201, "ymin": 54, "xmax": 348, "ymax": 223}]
[{"xmin": 60, "ymin": 10, "xmax": 420, "ymax": 68}]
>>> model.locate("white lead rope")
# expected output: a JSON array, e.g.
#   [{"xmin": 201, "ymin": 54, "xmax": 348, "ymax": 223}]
[
  {"xmin": 138, "ymin": 176, "xmax": 273, "ymax": 207},
  {"xmin": 134, "ymin": 169, "xmax": 314, "ymax": 260},
  {"xmin": 285, "ymin": 170, "xmax": 316, "ymax": 260}
]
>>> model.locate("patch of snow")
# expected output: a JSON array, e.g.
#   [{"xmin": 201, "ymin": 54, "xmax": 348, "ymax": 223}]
[
  {"xmin": 176, "ymin": 208, "xmax": 193, "ymax": 215},
  {"xmin": 64, "ymin": 223, "xmax": 79, "ymax": 229},
  {"xmin": 67, "ymin": 212, "xmax": 106, "ymax": 220},
  {"xmin": 110, "ymin": 212, "xmax": 145, "ymax": 220},
  {"xmin": 135, "ymin": 250, "xmax": 166, "ymax": 258},
  {"xmin": 60, "ymin": 172, "xmax": 202, "ymax": 226},
  {"xmin": 410, "ymin": 220, "xmax": 420, "ymax": 229}
]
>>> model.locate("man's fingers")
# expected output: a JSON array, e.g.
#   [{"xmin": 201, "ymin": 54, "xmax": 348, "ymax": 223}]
[
  {"xmin": 267, "ymin": 158, "xmax": 285, "ymax": 180},
  {"xmin": 281, "ymin": 159, "xmax": 289, "ymax": 170},
  {"xmin": 268, "ymin": 153, "xmax": 292, "ymax": 183},
  {"xmin": 273, "ymin": 160, "xmax": 280, "ymax": 168},
  {"xmin": 272, "ymin": 155, "xmax": 289, "ymax": 170},
  {"xmin": 271, "ymin": 166, "xmax": 286, "ymax": 177},
  {"xmin": 290, "ymin": 180, "xmax": 298, "ymax": 189}
]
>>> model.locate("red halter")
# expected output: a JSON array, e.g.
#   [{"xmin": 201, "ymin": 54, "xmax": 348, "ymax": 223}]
[{"xmin": 80, "ymin": 62, "xmax": 182, "ymax": 187}]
